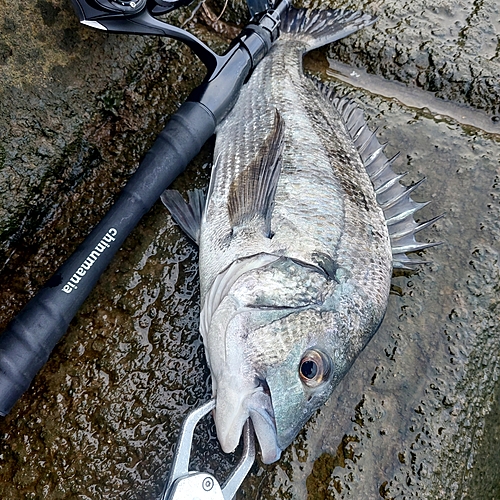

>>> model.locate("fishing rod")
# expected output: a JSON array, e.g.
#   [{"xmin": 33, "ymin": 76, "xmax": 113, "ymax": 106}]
[{"xmin": 0, "ymin": 0, "xmax": 289, "ymax": 417}]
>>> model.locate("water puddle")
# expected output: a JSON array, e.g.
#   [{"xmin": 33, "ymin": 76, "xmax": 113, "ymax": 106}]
[{"xmin": 327, "ymin": 59, "xmax": 500, "ymax": 137}]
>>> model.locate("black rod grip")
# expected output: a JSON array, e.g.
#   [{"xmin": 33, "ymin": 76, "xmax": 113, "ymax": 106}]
[{"xmin": 0, "ymin": 101, "xmax": 216, "ymax": 416}]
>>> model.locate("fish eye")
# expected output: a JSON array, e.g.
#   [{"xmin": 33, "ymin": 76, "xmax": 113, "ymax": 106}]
[{"xmin": 299, "ymin": 349, "xmax": 331, "ymax": 388}]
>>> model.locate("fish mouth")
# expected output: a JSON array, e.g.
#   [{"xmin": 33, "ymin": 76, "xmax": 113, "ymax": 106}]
[
  {"xmin": 248, "ymin": 381, "xmax": 282, "ymax": 464},
  {"xmin": 214, "ymin": 379, "xmax": 282, "ymax": 464}
]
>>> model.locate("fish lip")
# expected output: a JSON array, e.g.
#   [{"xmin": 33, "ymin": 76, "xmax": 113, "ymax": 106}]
[
  {"xmin": 214, "ymin": 379, "xmax": 282, "ymax": 464},
  {"xmin": 247, "ymin": 383, "xmax": 282, "ymax": 464}
]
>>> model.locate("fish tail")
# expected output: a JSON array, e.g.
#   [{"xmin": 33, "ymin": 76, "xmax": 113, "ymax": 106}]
[{"xmin": 280, "ymin": 6, "xmax": 376, "ymax": 52}]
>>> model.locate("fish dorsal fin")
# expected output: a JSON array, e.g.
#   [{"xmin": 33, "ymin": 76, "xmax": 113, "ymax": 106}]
[
  {"xmin": 280, "ymin": 6, "xmax": 376, "ymax": 52},
  {"xmin": 316, "ymin": 82, "xmax": 441, "ymax": 269},
  {"xmin": 227, "ymin": 109, "xmax": 285, "ymax": 239},
  {"xmin": 161, "ymin": 188, "xmax": 206, "ymax": 245}
]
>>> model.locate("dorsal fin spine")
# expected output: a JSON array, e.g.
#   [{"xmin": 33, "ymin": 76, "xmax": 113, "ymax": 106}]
[
  {"xmin": 370, "ymin": 153, "xmax": 401, "ymax": 182},
  {"xmin": 375, "ymin": 173, "xmax": 407, "ymax": 195},
  {"xmin": 385, "ymin": 201, "xmax": 429, "ymax": 226},
  {"xmin": 357, "ymin": 128, "xmax": 379, "ymax": 154},
  {"xmin": 380, "ymin": 178, "xmax": 426, "ymax": 210},
  {"xmin": 313, "ymin": 80, "xmax": 440, "ymax": 267},
  {"xmin": 363, "ymin": 143, "xmax": 387, "ymax": 167},
  {"xmin": 390, "ymin": 215, "xmax": 444, "ymax": 241}
]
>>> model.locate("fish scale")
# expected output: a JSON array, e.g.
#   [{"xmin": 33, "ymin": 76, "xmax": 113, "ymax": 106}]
[
  {"xmin": 197, "ymin": 7, "xmax": 394, "ymax": 463},
  {"xmin": 204, "ymin": 43, "xmax": 356, "ymax": 300}
]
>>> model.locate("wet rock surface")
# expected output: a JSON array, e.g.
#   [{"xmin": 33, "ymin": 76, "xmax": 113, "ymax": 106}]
[
  {"xmin": 0, "ymin": 0, "xmax": 499, "ymax": 499},
  {"xmin": 0, "ymin": 0, "xmax": 209, "ymax": 262},
  {"xmin": 325, "ymin": 0, "xmax": 500, "ymax": 117}
]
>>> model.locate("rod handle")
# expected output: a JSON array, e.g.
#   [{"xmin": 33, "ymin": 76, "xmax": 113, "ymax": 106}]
[{"xmin": 0, "ymin": 101, "xmax": 216, "ymax": 416}]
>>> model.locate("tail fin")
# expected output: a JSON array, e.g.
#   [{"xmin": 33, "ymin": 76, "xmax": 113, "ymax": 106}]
[{"xmin": 280, "ymin": 6, "xmax": 376, "ymax": 52}]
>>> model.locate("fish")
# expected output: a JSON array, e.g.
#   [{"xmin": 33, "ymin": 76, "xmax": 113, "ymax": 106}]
[{"xmin": 161, "ymin": 5, "xmax": 439, "ymax": 464}]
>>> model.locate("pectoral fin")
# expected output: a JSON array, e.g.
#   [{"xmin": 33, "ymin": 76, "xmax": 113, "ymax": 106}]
[{"xmin": 227, "ymin": 110, "xmax": 285, "ymax": 239}]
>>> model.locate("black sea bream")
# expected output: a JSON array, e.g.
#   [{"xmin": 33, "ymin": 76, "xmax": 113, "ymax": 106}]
[{"xmin": 162, "ymin": 6, "xmax": 438, "ymax": 464}]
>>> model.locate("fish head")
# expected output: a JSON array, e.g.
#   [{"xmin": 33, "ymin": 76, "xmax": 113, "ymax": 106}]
[
  {"xmin": 207, "ymin": 302, "xmax": 358, "ymax": 464},
  {"xmin": 241, "ymin": 308, "xmax": 354, "ymax": 463},
  {"xmin": 263, "ymin": 335, "xmax": 345, "ymax": 455},
  {"xmin": 202, "ymin": 256, "xmax": 388, "ymax": 464}
]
